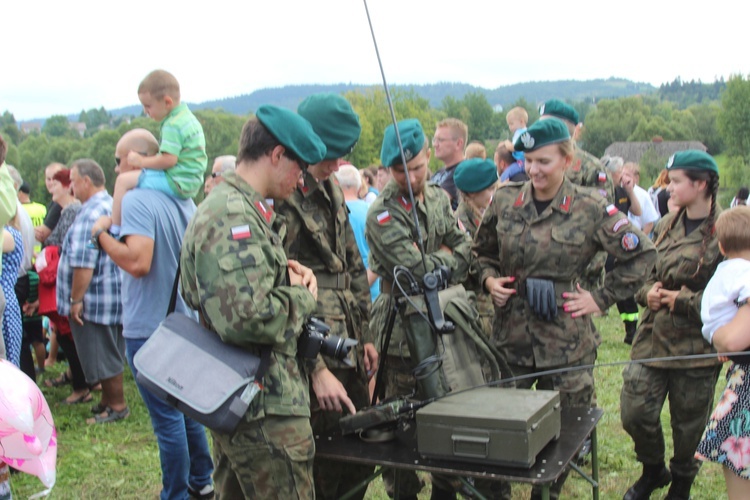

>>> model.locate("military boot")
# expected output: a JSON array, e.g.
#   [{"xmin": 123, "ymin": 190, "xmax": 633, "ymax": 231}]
[
  {"xmin": 623, "ymin": 462, "xmax": 671, "ymax": 500},
  {"xmin": 665, "ymin": 473, "xmax": 694, "ymax": 500},
  {"xmin": 623, "ymin": 321, "xmax": 637, "ymax": 345}
]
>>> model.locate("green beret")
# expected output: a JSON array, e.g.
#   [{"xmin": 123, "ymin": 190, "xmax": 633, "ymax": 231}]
[
  {"xmin": 256, "ymin": 105, "xmax": 326, "ymax": 166},
  {"xmin": 666, "ymin": 150, "xmax": 718, "ymax": 174},
  {"xmin": 298, "ymin": 93, "xmax": 361, "ymax": 161},
  {"xmin": 380, "ymin": 119, "xmax": 425, "ymax": 168},
  {"xmin": 514, "ymin": 118, "xmax": 570, "ymax": 153},
  {"xmin": 539, "ymin": 99, "xmax": 580, "ymax": 125},
  {"xmin": 454, "ymin": 158, "xmax": 498, "ymax": 193}
]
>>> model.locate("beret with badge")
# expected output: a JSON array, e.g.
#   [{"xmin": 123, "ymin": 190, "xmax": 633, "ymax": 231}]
[
  {"xmin": 454, "ymin": 158, "xmax": 499, "ymax": 193},
  {"xmin": 513, "ymin": 118, "xmax": 571, "ymax": 153},
  {"xmin": 666, "ymin": 150, "xmax": 718, "ymax": 174},
  {"xmin": 539, "ymin": 99, "xmax": 580, "ymax": 125},
  {"xmin": 380, "ymin": 119, "xmax": 426, "ymax": 168},
  {"xmin": 255, "ymin": 105, "xmax": 327, "ymax": 166},
  {"xmin": 298, "ymin": 93, "xmax": 361, "ymax": 160}
]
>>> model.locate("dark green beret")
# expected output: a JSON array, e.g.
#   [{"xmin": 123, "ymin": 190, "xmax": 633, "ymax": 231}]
[
  {"xmin": 539, "ymin": 99, "xmax": 580, "ymax": 124},
  {"xmin": 256, "ymin": 105, "xmax": 326, "ymax": 166},
  {"xmin": 666, "ymin": 150, "xmax": 718, "ymax": 174},
  {"xmin": 454, "ymin": 158, "xmax": 498, "ymax": 193},
  {"xmin": 380, "ymin": 119, "xmax": 425, "ymax": 168},
  {"xmin": 514, "ymin": 118, "xmax": 570, "ymax": 153},
  {"xmin": 298, "ymin": 93, "xmax": 361, "ymax": 161}
]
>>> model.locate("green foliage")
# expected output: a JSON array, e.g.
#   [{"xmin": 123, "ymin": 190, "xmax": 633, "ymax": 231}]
[
  {"xmin": 638, "ymin": 149, "xmax": 670, "ymax": 188},
  {"xmin": 720, "ymin": 155, "xmax": 750, "ymax": 191},
  {"xmin": 79, "ymin": 107, "xmax": 112, "ymax": 136},
  {"xmin": 657, "ymin": 76, "xmax": 726, "ymax": 108},
  {"xmin": 580, "ymin": 97, "xmax": 651, "ymax": 156},
  {"xmin": 688, "ymin": 103, "xmax": 724, "ymax": 155},
  {"xmin": 85, "ymin": 130, "xmax": 120, "ymax": 192},
  {"xmin": 440, "ymin": 92, "xmax": 497, "ymax": 142},
  {"xmin": 718, "ymin": 75, "xmax": 750, "ymax": 159},
  {"xmin": 42, "ymin": 115, "xmax": 78, "ymax": 139},
  {"xmin": 194, "ymin": 109, "xmax": 247, "ymax": 168}
]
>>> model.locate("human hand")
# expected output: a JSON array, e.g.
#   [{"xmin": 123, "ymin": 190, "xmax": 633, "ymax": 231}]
[
  {"xmin": 485, "ymin": 276, "xmax": 517, "ymax": 307},
  {"xmin": 621, "ymin": 172, "xmax": 635, "ymax": 193},
  {"xmin": 562, "ymin": 283, "xmax": 602, "ymax": 318},
  {"xmin": 363, "ymin": 343, "xmax": 379, "ymax": 380},
  {"xmin": 288, "ymin": 260, "xmax": 317, "ymax": 300},
  {"xmin": 659, "ymin": 287, "xmax": 682, "ymax": 313},
  {"xmin": 91, "ymin": 216, "xmax": 113, "ymax": 237},
  {"xmin": 646, "ymin": 282, "xmax": 664, "ymax": 311},
  {"xmin": 70, "ymin": 302, "xmax": 84, "ymax": 326},
  {"xmin": 718, "ymin": 355, "xmax": 730, "ymax": 363},
  {"xmin": 127, "ymin": 151, "xmax": 144, "ymax": 168},
  {"xmin": 311, "ymin": 368, "xmax": 356, "ymax": 414},
  {"xmin": 23, "ymin": 300, "xmax": 39, "ymax": 316},
  {"xmin": 439, "ymin": 244, "xmax": 453, "ymax": 255}
]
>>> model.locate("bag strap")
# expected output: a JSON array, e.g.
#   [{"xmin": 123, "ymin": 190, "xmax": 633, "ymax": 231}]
[{"xmin": 170, "ymin": 261, "xmax": 272, "ymax": 386}]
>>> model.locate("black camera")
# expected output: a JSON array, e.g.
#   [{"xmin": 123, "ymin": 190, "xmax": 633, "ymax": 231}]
[{"xmin": 298, "ymin": 317, "xmax": 358, "ymax": 366}]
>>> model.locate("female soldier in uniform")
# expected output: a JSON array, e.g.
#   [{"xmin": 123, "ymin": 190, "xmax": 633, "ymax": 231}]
[
  {"xmin": 473, "ymin": 119, "xmax": 656, "ymax": 499},
  {"xmin": 620, "ymin": 150, "xmax": 723, "ymax": 500}
]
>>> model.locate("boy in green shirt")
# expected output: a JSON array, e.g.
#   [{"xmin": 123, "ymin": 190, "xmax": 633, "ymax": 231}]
[{"xmin": 107, "ymin": 69, "xmax": 206, "ymax": 237}]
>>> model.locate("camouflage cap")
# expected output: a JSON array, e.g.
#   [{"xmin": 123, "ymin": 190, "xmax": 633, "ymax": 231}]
[
  {"xmin": 666, "ymin": 150, "xmax": 718, "ymax": 174},
  {"xmin": 539, "ymin": 99, "xmax": 580, "ymax": 125},
  {"xmin": 298, "ymin": 93, "xmax": 361, "ymax": 160},
  {"xmin": 514, "ymin": 118, "xmax": 570, "ymax": 153},
  {"xmin": 380, "ymin": 119, "xmax": 425, "ymax": 168},
  {"xmin": 255, "ymin": 105, "xmax": 327, "ymax": 165},
  {"xmin": 454, "ymin": 158, "xmax": 498, "ymax": 193}
]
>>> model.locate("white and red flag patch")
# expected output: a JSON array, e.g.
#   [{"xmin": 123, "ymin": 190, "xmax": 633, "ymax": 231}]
[
  {"xmin": 606, "ymin": 204, "xmax": 618, "ymax": 216},
  {"xmin": 231, "ymin": 225, "xmax": 251, "ymax": 240},
  {"xmin": 377, "ymin": 211, "xmax": 392, "ymax": 225}
]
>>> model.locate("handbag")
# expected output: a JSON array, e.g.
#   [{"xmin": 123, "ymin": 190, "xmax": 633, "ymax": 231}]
[{"xmin": 133, "ymin": 264, "xmax": 270, "ymax": 434}]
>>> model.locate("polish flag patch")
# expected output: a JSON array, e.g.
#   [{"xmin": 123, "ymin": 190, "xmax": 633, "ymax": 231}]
[
  {"xmin": 377, "ymin": 211, "xmax": 392, "ymax": 225},
  {"xmin": 606, "ymin": 204, "xmax": 619, "ymax": 216},
  {"xmin": 598, "ymin": 171, "xmax": 607, "ymax": 183},
  {"xmin": 231, "ymin": 225, "xmax": 251, "ymax": 240}
]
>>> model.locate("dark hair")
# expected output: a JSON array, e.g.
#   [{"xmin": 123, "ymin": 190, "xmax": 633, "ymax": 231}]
[
  {"xmin": 737, "ymin": 187, "xmax": 749, "ymax": 201},
  {"xmin": 654, "ymin": 169, "xmax": 718, "ymax": 278},
  {"xmin": 362, "ymin": 168, "xmax": 376, "ymax": 187},
  {"xmin": 0, "ymin": 134, "xmax": 7, "ymax": 165},
  {"xmin": 237, "ymin": 118, "xmax": 282, "ymax": 164},
  {"xmin": 71, "ymin": 159, "xmax": 106, "ymax": 187}
]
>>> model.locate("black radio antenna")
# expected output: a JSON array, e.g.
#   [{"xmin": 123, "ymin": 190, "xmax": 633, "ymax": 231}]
[{"xmin": 362, "ymin": 0, "xmax": 428, "ymax": 273}]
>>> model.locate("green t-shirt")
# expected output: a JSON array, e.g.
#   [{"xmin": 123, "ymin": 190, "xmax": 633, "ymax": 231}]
[{"xmin": 159, "ymin": 103, "xmax": 207, "ymax": 199}]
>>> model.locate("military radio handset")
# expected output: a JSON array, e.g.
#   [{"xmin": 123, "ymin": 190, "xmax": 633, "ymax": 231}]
[
  {"xmin": 339, "ymin": 397, "xmax": 432, "ymax": 436},
  {"xmin": 423, "ymin": 266, "xmax": 454, "ymax": 333}
]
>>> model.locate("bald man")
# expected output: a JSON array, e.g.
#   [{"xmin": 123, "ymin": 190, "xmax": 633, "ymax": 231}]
[
  {"xmin": 92, "ymin": 129, "xmax": 214, "ymax": 499},
  {"xmin": 205, "ymin": 154, "xmax": 236, "ymax": 195}
]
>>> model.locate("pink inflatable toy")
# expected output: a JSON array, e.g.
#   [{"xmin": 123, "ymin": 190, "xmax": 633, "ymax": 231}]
[{"xmin": 0, "ymin": 359, "xmax": 57, "ymax": 492}]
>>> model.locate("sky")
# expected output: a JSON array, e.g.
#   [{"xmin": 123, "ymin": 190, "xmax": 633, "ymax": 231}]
[{"xmin": 3, "ymin": 0, "xmax": 747, "ymax": 121}]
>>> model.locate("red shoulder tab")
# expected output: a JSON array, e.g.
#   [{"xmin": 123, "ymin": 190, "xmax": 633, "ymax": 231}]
[
  {"xmin": 513, "ymin": 191, "xmax": 525, "ymax": 207},
  {"xmin": 399, "ymin": 196, "xmax": 412, "ymax": 211},
  {"xmin": 255, "ymin": 200, "xmax": 272, "ymax": 223},
  {"xmin": 572, "ymin": 159, "xmax": 582, "ymax": 172},
  {"xmin": 559, "ymin": 195, "xmax": 572, "ymax": 213}
]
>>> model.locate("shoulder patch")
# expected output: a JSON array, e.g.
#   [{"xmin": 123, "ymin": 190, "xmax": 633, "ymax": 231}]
[
  {"xmin": 621, "ymin": 232, "xmax": 640, "ymax": 251},
  {"xmin": 231, "ymin": 225, "xmax": 251, "ymax": 240},
  {"xmin": 255, "ymin": 200, "xmax": 272, "ymax": 223},
  {"xmin": 559, "ymin": 195, "xmax": 572, "ymax": 212},
  {"xmin": 377, "ymin": 211, "xmax": 391, "ymax": 225},
  {"xmin": 399, "ymin": 196, "xmax": 413, "ymax": 211},
  {"xmin": 513, "ymin": 191, "xmax": 525, "ymax": 207},
  {"xmin": 457, "ymin": 218, "xmax": 466, "ymax": 233},
  {"xmin": 606, "ymin": 204, "xmax": 619, "ymax": 216},
  {"xmin": 598, "ymin": 171, "xmax": 607, "ymax": 183},
  {"xmin": 613, "ymin": 218, "xmax": 629, "ymax": 232}
]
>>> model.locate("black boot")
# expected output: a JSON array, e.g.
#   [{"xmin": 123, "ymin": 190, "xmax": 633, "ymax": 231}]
[
  {"xmin": 623, "ymin": 321, "xmax": 637, "ymax": 345},
  {"xmin": 430, "ymin": 485, "xmax": 456, "ymax": 500},
  {"xmin": 623, "ymin": 462, "xmax": 671, "ymax": 500},
  {"xmin": 665, "ymin": 473, "xmax": 694, "ymax": 500}
]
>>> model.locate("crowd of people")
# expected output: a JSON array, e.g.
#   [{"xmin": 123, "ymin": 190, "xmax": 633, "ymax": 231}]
[{"xmin": 1, "ymin": 69, "xmax": 749, "ymax": 500}]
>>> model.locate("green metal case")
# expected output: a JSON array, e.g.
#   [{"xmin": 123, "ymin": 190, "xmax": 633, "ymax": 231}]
[{"xmin": 416, "ymin": 387, "xmax": 561, "ymax": 467}]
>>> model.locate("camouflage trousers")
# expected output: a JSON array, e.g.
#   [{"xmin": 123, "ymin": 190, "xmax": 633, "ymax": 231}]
[
  {"xmin": 211, "ymin": 415, "xmax": 314, "ymax": 499},
  {"xmin": 310, "ymin": 367, "xmax": 374, "ymax": 500},
  {"xmin": 621, "ymin": 363, "xmax": 721, "ymax": 478}
]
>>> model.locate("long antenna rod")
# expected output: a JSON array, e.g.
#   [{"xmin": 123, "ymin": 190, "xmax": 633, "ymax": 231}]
[{"xmin": 362, "ymin": 0, "xmax": 428, "ymax": 272}]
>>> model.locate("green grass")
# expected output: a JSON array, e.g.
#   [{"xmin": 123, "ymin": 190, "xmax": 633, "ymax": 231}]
[{"xmin": 9, "ymin": 310, "xmax": 728, "ymax": 498}]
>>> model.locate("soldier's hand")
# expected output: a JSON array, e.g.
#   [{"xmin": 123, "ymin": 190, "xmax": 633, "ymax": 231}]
[
  {"xmin": 646, "ymin": 282, "xmax": 664, "ymax": 311},
  {"xmin": 311, "ymin": 368, "xmax": 356, "ymax": 414},
  {"xmin": 562, "ymin": 283, "xmax": 601, "ymax": 319},
  {"xmin": 485, "ymin": 276, "xmax": 516, "ymax": 307},
  {"xmin": 363, "ymin": 343, "xmax": 379, "ymax": 380},
  {"xmin": 438, "ymin": 244, "xmax": 453, "ymax": 255},
  {"xmin": 659, "ymin": 288, "xmax": 680, "ymax": 312},
  {"xmin": 288, "ymin": 259, "xmax": 318, "ymax": 300}
]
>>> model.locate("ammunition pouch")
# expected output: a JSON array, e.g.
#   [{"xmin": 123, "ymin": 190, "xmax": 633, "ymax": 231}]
[{"xmin": 316, "ymin": 272, "xmax": 351, "ymax": 290}]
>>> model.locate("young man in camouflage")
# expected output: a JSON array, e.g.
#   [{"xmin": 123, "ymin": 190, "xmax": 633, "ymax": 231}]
[
  {"xmin": 180, "ymin": 105, "xmax": 325, "ymax": 499},
  {"xmin": 365, "ymin": 119, "xmax": 477, "ymax": 500},
  {"xmin": 275, "ymin": 93, "xmax": 377, "ymax": 500}
]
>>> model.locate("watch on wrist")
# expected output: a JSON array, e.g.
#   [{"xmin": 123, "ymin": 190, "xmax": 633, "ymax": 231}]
[
  {"xmin": 70, "ymin": 298, "xmax": 83, "ymax": 305},
  {"xmin": 91, "ymin": 229, "xmax": 107, "ymax": 250}
]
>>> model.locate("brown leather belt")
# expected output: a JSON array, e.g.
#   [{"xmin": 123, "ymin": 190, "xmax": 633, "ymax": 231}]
[{"xmin": 316, "ymin": 272, "xmax": 351, "ymax": 290}]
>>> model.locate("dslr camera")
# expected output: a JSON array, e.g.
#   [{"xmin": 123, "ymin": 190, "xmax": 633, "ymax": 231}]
[{"xmin": 298, "ymin": 317, "xmax": 358, "ymax": 367}]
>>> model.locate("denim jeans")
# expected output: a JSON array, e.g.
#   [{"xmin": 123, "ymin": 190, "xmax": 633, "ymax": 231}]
[{"xmin": 127, "ymin": 338, "xmax": 213, "ymax": 500}]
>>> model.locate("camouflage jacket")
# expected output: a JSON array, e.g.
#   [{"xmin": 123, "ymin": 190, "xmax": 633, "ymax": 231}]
[
  {"xmin": 275, "ymin": 172, "xmax": 372, "ymax": 371},
  {"xmin": 632, "ymin": 209, "xmax": 723, "ymax": 369},
  {"xmin": 474, "ymin": 178, "xmax": 656, "ymax": 367},
  {"xmin": 366, "ymin": 180, "xmax": 472, "ymax": 356},
  {"xmin": 455, "ymin": 201, "xmax": 494, "ymax": 319},
  {"xmin": 566, "ymin": 146, "xmax": 615, "ymax": 204},
  {"xmin": 181, "ymin": 172, "xmax": 317, "ymax": 420}
]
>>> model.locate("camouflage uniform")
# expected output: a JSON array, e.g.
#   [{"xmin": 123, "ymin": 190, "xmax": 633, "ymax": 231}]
[
  {"xmin": 275, "ymin": 171, "xmax": 373, "ymax": 500},
  {"xmin": 181, "ymin": 172, "xmax": 317, "ymax": 499},
  {"xmin": 621, "ymin": 209, "xmax": 723, "ymax": 481}
]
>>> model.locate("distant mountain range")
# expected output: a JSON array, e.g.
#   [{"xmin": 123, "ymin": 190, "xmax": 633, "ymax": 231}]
[{"xmin": 57, "ymin": 78, "xmax": 657, "ymax": 122}]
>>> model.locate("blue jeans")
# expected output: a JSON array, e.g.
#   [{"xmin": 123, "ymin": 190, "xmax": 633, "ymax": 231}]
[{"xmin": 127, "ymin": 338, "xmax": 213, "ymax": 500}]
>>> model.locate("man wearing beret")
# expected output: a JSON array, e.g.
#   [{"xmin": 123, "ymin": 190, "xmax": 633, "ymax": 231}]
[
  {"xmin": 275, "ymin": 93, "xmax": 377, "ymax": 500},
  {"xmin": 180, "ymin": 105, "xmax": 324, "ymax": 499},
  {"xmin": 366, "ymin": 119, "xmax": 474, "ymax": 500}
]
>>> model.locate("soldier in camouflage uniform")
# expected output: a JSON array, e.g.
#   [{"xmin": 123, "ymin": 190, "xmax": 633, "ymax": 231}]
[
  {"xmin": 453, "ymin": 157, "xmax": 500, "ymax": 339},
  {"xmin": 474, "ymin": 119, "xmax": 656, "ymax": 500},
  {"xmin": 621, "ymin": 151, "xmax": 723, "ymax": 500},
  {"xmin": 180, "ymin": 105, "xmax": 326, "ymax": 499},
  {"xmin": 366, "ymin": 119, "xmax": 474, "ymax": 500},
  {"xmin": 275, "ymin": 93, "xmax": 377, "ymax": 500}
]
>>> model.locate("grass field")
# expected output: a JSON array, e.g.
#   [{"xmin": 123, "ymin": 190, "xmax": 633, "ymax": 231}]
[{"xmin": 9, "ymin": 309, "xmax": 728, "ymax": 499}]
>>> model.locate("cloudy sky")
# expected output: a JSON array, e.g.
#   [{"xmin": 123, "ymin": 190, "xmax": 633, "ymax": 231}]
[{"xmin": 3, "ymin": 0, "xmax": 746, "ymax": 120}]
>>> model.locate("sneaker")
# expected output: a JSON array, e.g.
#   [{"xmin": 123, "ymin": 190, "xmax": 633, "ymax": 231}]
[{"xmin": 188, "ymin": 484, "xmax": 215, "ymax": 499}]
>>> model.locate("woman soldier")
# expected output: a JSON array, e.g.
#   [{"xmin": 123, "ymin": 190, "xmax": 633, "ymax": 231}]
[
  {"xmin": 453, "ymin": 157, "xmax": 500, "ymax": 338},
  {"xmin": 620, "ymin": 151, "xmax": 723, "ymax": 500},
  {"xmin": 473, "ymin": 119, "xmax": 656, "ymax": 499}
]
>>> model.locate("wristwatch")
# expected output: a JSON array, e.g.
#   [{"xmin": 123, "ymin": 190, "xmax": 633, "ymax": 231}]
[
  {"xmin": 70, "ymin": 298, "xmax": 83, "ymax": 305},
  {"xmin": 91, "ymin": 229, "xmax": 107, "ymax": 250}
]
